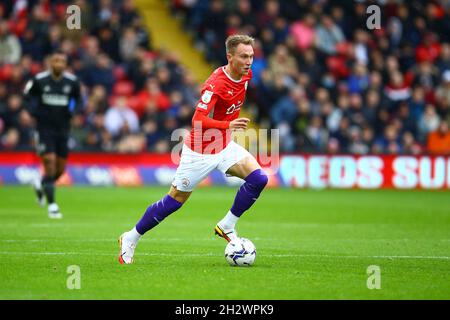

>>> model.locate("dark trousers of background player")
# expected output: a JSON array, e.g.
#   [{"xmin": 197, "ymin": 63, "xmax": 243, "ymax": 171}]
[{"xmin": 35, "ymin": 128, "xmax": 69, "ymax": 205}]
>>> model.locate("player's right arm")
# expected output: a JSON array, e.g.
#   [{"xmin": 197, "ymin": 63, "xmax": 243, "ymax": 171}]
[
  {"xmin": 192, "ymin": 89, "xmax": 250, "ymax": 130},
  {"xmin": 22, "ymin": 77, "xmax": 40, "ymax": 118}
]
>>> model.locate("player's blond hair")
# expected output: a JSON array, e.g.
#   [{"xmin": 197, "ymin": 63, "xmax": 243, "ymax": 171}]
[{"xmin": 225, "ymin": 35, "xmax": 255, "ymax": 54}]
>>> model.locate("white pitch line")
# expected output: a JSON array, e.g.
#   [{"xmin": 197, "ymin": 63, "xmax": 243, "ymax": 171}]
[{"xmin": 0, "ymin": 251, "xmax": 448, "ymax": 260}]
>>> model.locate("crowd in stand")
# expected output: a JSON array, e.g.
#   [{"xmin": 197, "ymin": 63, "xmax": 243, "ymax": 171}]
[
  {"xmin": 171, "ymin": 0, "xmax": 450, "ymax": 155},
  {"xmin": 0, "ymin": 0, "xmax": 197, "ymax": 153},
  {"xmin": 1, "ymin": 0, "xmax": 450, "ymax": 155}
]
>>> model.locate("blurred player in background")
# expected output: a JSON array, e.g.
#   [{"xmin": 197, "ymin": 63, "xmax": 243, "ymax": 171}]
[
  {"xmin": 118, "ymin": 35, "xmax": 268, "ymax": 264},
  {"xmin": 23, "ymin": 50, "xmax": 81, "ymax": 219}
]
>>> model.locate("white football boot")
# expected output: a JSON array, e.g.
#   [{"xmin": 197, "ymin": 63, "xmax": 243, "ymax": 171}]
[
  {"xmin": 214, "ymin": 223, "xmax": 239, "ymax": 243},
  {"xmin": 48, "ymin": 203, "xmax": 63, "ymax": 219},
  {"xmin": 118, "ymin": 232, "xmax": 137, "ymax": 264}
]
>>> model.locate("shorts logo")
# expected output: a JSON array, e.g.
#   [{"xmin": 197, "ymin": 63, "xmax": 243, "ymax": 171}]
[
  {"xmin": 182, "ymin": 178, "xmax": 190, "ymax": 188},
  {"xmin": 201, "ymin": 90, "xmax": 213, "ymax": 104},
  {"xmin": 197, "ymin": 103, "xmax": 208, "ymax": 110}
]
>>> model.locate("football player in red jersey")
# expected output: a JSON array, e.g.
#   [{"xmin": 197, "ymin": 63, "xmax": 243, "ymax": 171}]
[{"xmin": 118, "ymin": 35, "xmax": 268, "ymax": 264}]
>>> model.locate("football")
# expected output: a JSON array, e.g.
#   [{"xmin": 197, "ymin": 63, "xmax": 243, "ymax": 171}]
[{"xmin": 224, "ymin": 237, "xmax": 256, "ymax": 266}]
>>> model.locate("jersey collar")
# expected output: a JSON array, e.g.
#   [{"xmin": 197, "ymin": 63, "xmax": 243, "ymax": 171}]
[{"xmin": 222, "ymin": 66, "xmax": 242, "ymax": 83}]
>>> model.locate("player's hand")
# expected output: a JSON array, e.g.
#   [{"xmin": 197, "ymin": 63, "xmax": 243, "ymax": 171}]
[{"xmin": 229, "ymin": 118, "xmax": 250, "ymax": 131}]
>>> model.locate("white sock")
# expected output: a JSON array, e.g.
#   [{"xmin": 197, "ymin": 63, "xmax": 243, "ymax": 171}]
[
  {"xmin": 218, "ymin": 211, "xmax": 239, "ymax": 230},
  {"xmin": 34, "ymin": 178, "xmax": 42, "ymax": 190},
  {"xmin": 126, "ymin": 227, "xmax": 142, "ymax": 243}
]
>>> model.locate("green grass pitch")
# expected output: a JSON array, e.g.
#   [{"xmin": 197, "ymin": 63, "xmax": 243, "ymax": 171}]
[{"xmin": 0, "ymin": 186, "xmax": 449, "ymax": 299}]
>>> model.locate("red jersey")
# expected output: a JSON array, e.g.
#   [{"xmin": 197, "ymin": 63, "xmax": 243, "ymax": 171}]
[{"xmin": 185, "ymin": 66, "xmax": 252, "ymax": 154}]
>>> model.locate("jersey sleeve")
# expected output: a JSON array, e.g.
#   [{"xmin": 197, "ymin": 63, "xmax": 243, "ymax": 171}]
[
  {"xmin": 191, "ymin": 89, "xmax": 230, "ymax": 130},
  {"xmin": 69, "ymin": 80, "xmax": 82, "ymax": 114},
  {"xmin": 23, "ymin": 77, "xmax": 39, "ymax": 98},
  {"xmin": 23, "ymin": 77, "xmax": 39, "ymax": 117}
]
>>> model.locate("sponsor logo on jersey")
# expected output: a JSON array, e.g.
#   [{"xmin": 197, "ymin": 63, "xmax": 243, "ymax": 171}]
[
  {"xmin": 42, "ymin": 94, "xmax": 69, "ymax": 106},
  {"xmin": 197, "ymin": 102, "xmax": 208, "ymax": 110},
  {"xmin": 201, "ymin": 90, "xmax": 213, "ymax": 103},
  {"xmin": 225, "ymin": 100, "xmax": 243, "ymax": 115}
]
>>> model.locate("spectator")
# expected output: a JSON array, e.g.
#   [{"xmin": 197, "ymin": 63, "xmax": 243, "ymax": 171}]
[
  {"xmin": 104, "ymin": 96, "xmax": 140, "ymax": 139},
  {"xmin": 0, "ymin": 20, "xmax": 21, "ymax": 64},
  {"xmin": 120, "ymin": 27, "xmax": 139, "ymax": 62},
  {"xmin": 290, "ymin": 13, "xmax": 316, "ymax": 51},
  {"xmin": 315, "ymin": 15, "xmax": 345, "ymax": 55},
  {"xmin": 353, "ymin": 29, "xmax": 370, "ymax": 66},
  {"xmin": 135, "ymin": 77, "xmax": 171, "ymax": 117},
  {"xmin": 348, "ymin": 126, "xmax": 369, "ymax": 154},
  {"xmin": 374, "ymin": 125, "xmax": 402, "ymax": 154},
  {"xmin": 347, "ymin": 63, "xmax": 370, "ymax": 94},
  {"xmin": 415, "ymin": 32, "xmax": 441, "ymax": 63},
  {"xmin": 97, "ymin": 23, "xmax": 121, "ymax": 63},
  {"xmin": 402, "ymin": 131, "xmax": 422, "ymax": 155},
  {"xmin": 305, "ymin": 116, "xmax": 328, "ymax": 152},
  {"xmin": 385, "ymin": 70, "xmax": 411, "ymax": 103},
  {"xmin": 84, "ymin": 53, "xmax": 114, "ymax": 94},
  {"xmin": 435, "ymin": 70, "xmax": 450, "ymax": 112},
  {"xmin": 270, "ymin": 85, "xmax": 304, "ymax": 127},
  {"xmin": 2, "ymin": 94, "xmax": 24, "ymax": 130},
  {"xmin": 298, "ymin": 48, "xmax": 323, "ymax": 85},
  {"xmin": 267, "ymin": 44, "xmax": 298, "ymax": 85},
  {"xmin": 436, "ymin": 43, "xmax": 450, "ymax": 73},
  {"xmin": 427, "ymin": 121, "xmax": 450, "ymax": 154},
  {"xmin": 418, "ymin": 104, "xmax": 441, "ymax": 142},
  {"xmin": 409, "ymin": 86, "xmax": 427, "ymax": 121},
  {"xmin": 0, "ymin": 128, "xmax": 20, "ymax": 150},
  {"xmin": 397, "ymin": 102, "xmax": 417, "ymax": 136},
  {"xmin": 363, "ymin": 90, "xmax": 380, "ymax": 126}
]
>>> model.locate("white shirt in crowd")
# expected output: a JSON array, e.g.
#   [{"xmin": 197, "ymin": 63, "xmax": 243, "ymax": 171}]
[{"xmin": 104, "ymin": 100, "xmax": 139, "ymax": 137}]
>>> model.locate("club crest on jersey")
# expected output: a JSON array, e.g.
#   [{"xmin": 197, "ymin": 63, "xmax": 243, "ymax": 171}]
[
  {"xmin": 63, "ymin": 85, "xmax": 71, "ymax": 94},
  {"xmin": 201, "ymin": 90, "xmax": 213, "ymax": 104}
]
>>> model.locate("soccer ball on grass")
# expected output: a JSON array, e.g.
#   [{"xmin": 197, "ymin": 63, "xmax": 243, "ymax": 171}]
[{"xmin": 224, "ymin": 237, "xmax": 256, "ymax": 266}]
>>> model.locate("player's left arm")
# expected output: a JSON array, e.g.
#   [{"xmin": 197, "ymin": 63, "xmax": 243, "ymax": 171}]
[
  {"xmin": 69, "ymin": 80, "xmax": 83, "ymax": 115},
  {"xmin": 192, "ymin": 90, "xmax": 231, "ymax": 130}
]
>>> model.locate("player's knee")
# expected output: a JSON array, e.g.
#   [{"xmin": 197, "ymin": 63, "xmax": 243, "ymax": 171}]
[{"xmin": 168, "ymin": 186, "xmax": 191, "ymax": 204}]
